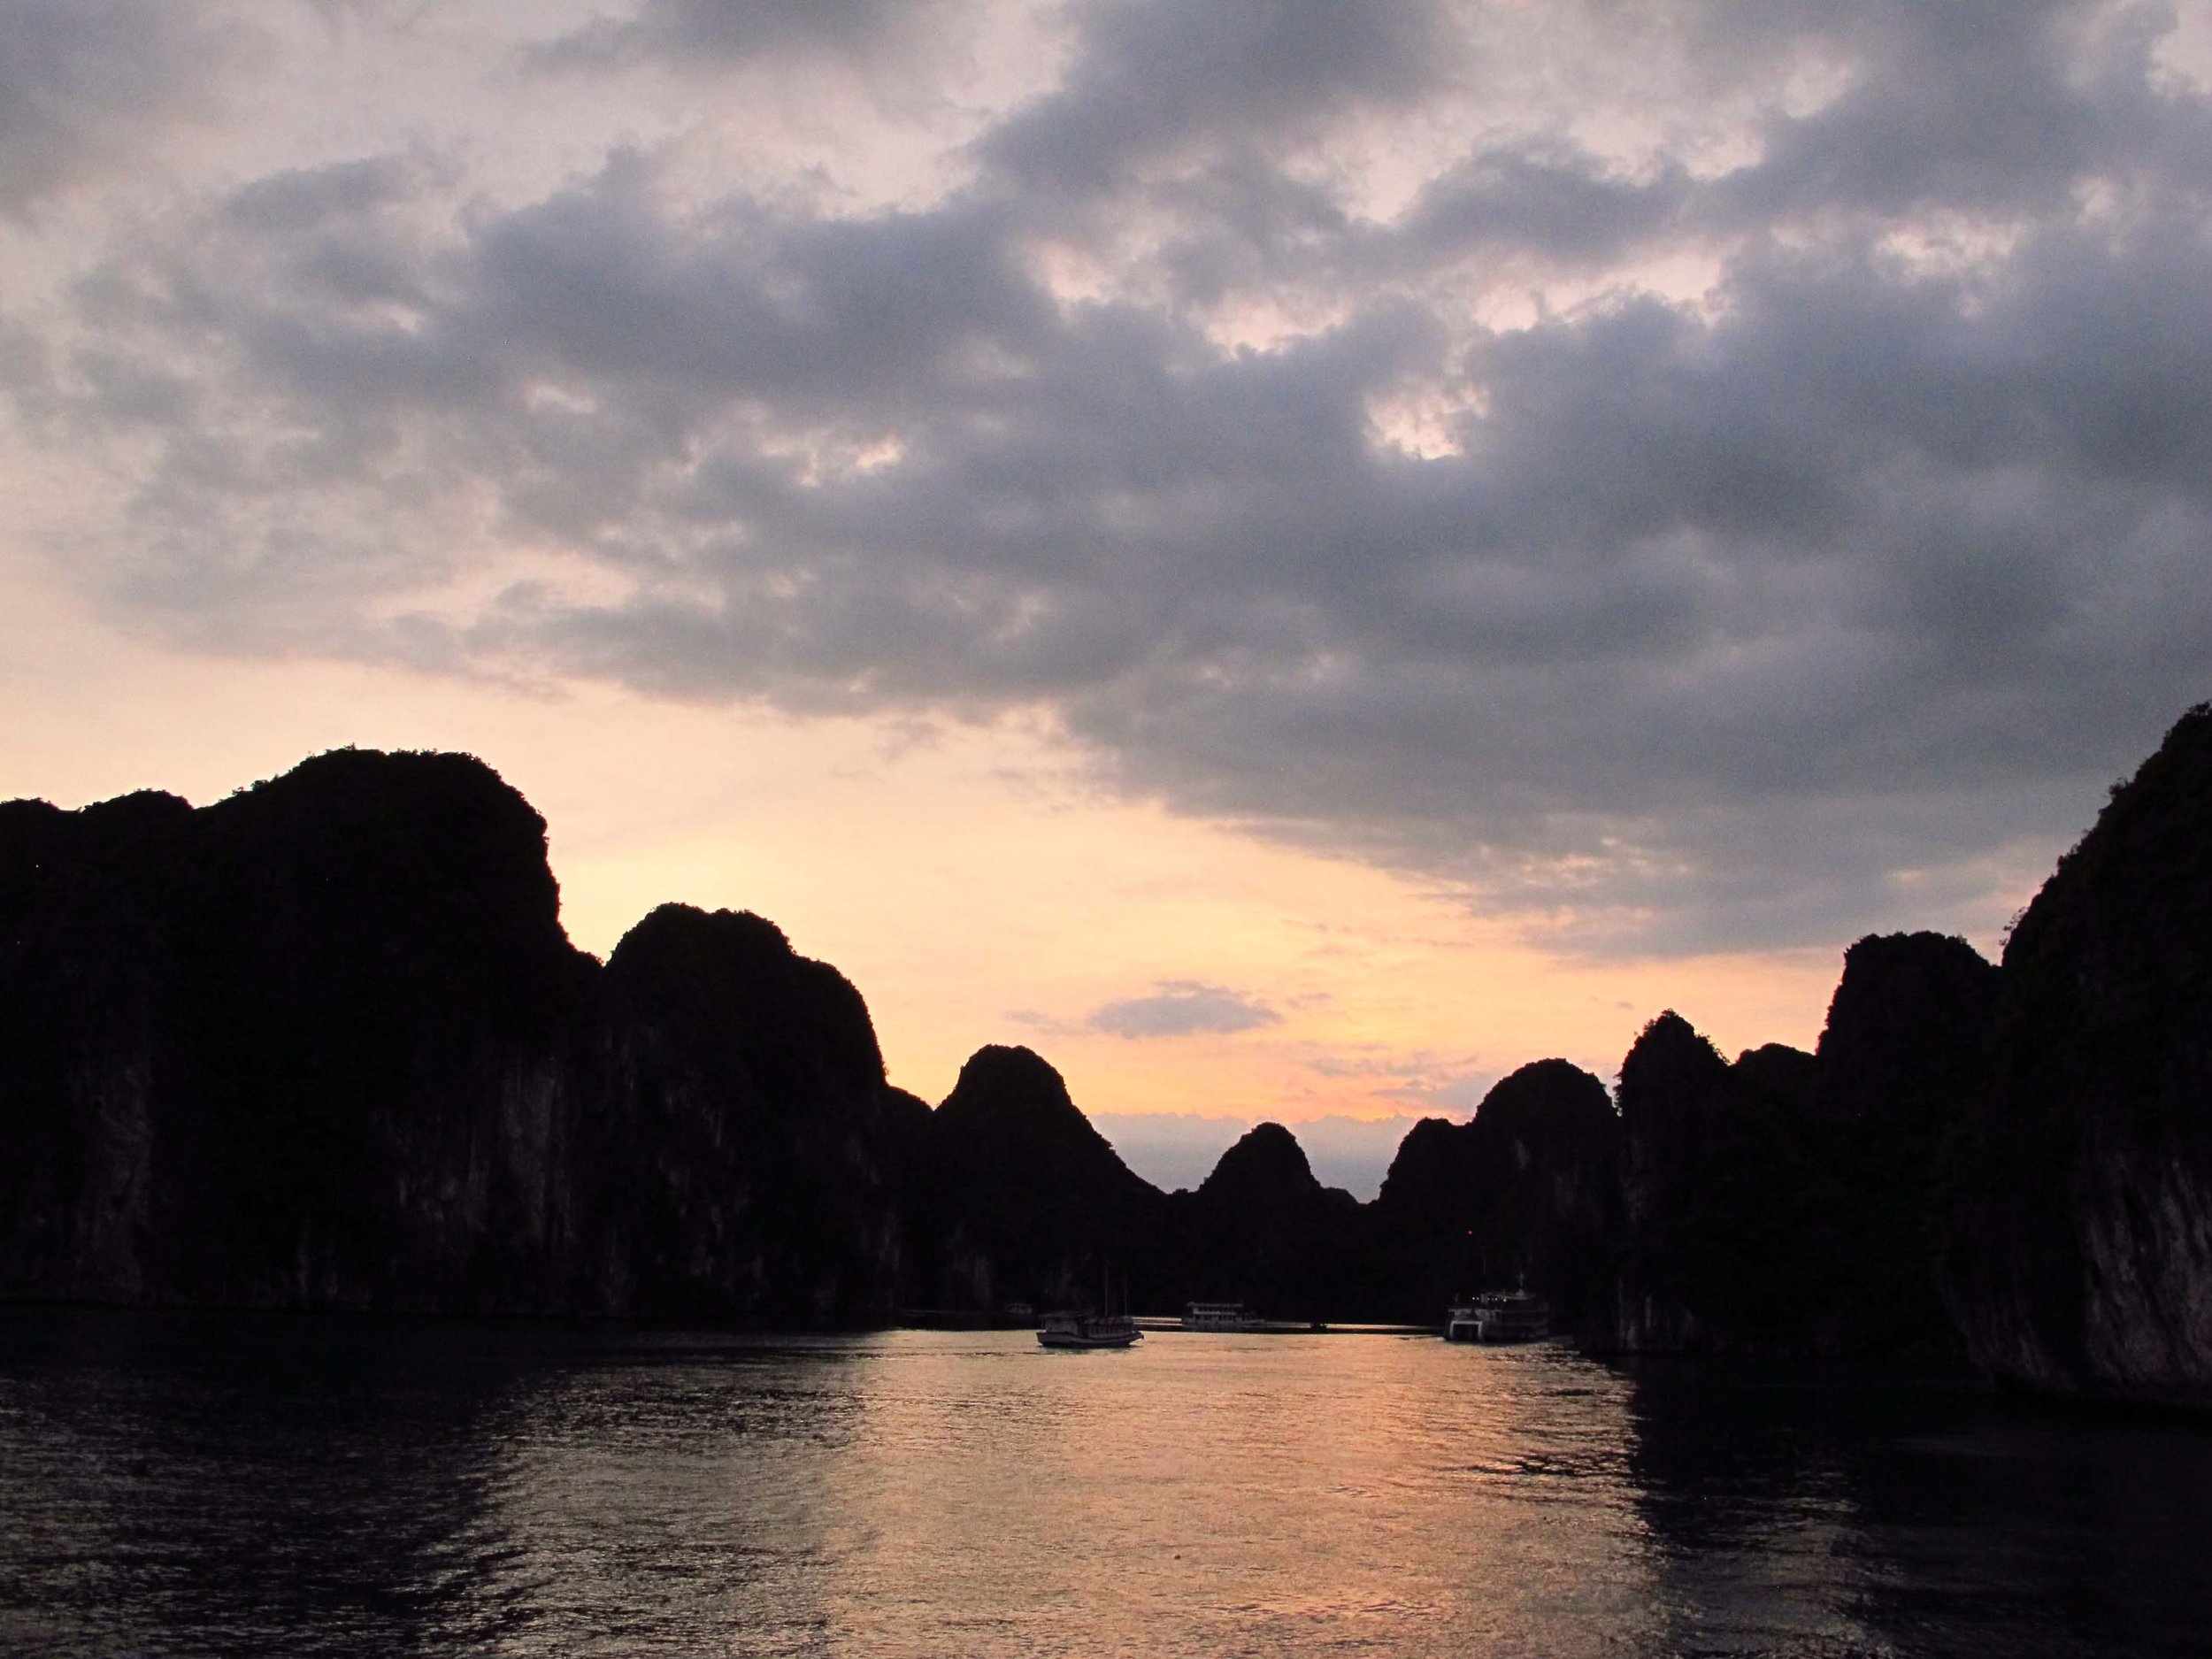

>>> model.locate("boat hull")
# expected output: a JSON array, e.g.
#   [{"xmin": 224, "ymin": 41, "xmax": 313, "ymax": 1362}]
[{"xmin": 1037, "ymin": 1329, "xmax": 1142, "ymax": 1348}]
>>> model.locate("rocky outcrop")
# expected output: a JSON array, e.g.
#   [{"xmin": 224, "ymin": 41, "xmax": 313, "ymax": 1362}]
[
  {"xmin": 0, "ymin": 752, "xmax": 588, "ymax": 1310},
  {"xmin": 595, "ymin": 903, "xmax": 916, "ymax": 1317},
  {"xmin": 1814, "ymin": 933, "xmax": 1998, "ymax": 1129},
  {"xmin": 1374, "ymin": 1061, "xmax": 1618, "ymax": 1331},
  {"xmin": 1609, "ymin": 1012, "xmax": 1733, "ymax": 1349},
  {"xmin": 1175, "ymin": 1123, "xmax": 1371, "ymax": 1320},
  {"xmin": 1809, "ymin": 932, "xmax": 1995, "ymax": 1354},
  {"xmin": 14, "ymin": 705, "xmax": 2212, "ymax": 1370},
  {"xmin": 1464, "ymin": 1062, "xmax": 1621, "ymax": 1332},
  {"xmin": 1598, "ymin": 933, "xmax": 1994, "ymax": 1357},
  {"xmin": 1946, "ymin": 703, "xmax": 2212, "ymax": 1405},
  {"xmin": 911, "ymin": 1044, "xmax": 1164, "ymax": 1313},
  {"xmin": 1370, "ymin": 1118, "xmax": 1479, "ymax": 1324},
  {"xmin": 0, "ymin": 749, "xmax": 913, "ymax": 1319}
]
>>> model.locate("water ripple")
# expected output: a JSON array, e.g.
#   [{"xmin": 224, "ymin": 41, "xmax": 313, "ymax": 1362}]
[{"xmin": 3, "ymin": 1316, "xmax": 2210, "ymax": 1655}]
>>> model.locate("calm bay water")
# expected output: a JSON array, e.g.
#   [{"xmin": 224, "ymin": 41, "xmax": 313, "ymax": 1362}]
[{"xmin": 3, "ymin": 1313, "xmax": 2208, "ymax": 1656}]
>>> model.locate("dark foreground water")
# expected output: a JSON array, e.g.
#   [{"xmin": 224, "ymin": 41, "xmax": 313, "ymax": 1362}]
[{"xmin": 3, "ymin": 1314, "xmax": 2208, "ymax": 1656}]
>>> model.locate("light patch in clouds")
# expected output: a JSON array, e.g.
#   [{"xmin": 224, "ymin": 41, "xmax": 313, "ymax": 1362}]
[{"xmin": 1088, "ymin": 979, "xmax": 1283, "ymax": 1040}]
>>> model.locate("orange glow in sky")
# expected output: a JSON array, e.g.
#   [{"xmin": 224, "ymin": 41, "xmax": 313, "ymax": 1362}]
[{"xmin": 3, "ymin": 549, "xmax": 1846, "ymax": 1127}]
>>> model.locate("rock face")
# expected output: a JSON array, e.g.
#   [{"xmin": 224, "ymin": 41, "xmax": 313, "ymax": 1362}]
[
  {"xmin": 1464, "ymin": 1062, "xmax": 1621, "ymax": 1331},
  {"xmin": 1599, "ymin": 936, "xmax": 1994, "ymax": 1357},
  {"xmin": 911, "ymin": 1044, "xmax": 1162, "ymax": 1312},
  {"xmin": 1374, "ymin": 1061, "xmax": 1618, "ymax": 1331},
  {"xmin": 1609, "ymin": 1012, "xmax": 1735, "ymax": 1349},
  {"xmin": 597, "ymin": 903, "xmax": 917, "ymax": 1317},
  {"xmin": 0, "ymin": 749, "xmax": 911, "ymax": 1318},
  {"xmin": 1176, "ymin": 1123, "xmax": 1370, "ymax": 1320},
  {"xmin": 1946, "ymin": 704, "xmax": 2212, "ymax": 1404},
  {"xmin": 14, "ymin": 708, "xmax": 2210, "ymax": 1367},
  {"xmin": 1810, "ymin": 932, "xmax": 1996, "ymax": 1353}
]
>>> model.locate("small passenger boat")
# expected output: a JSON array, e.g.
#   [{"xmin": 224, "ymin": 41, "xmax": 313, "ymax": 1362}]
[
  {"xmin": 1445, "ymin": 1287, "xmax": 1550, "ymax": 1343},
  {"xmin": 1039, "ymin": 1265, "xmax": 1142, "ymax": 1348},
  {"xmin": 1036, "ymin": 1310, "xmax": 1143, "ymax": 1348}
]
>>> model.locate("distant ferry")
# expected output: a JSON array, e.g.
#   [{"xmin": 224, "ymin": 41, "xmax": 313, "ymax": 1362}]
[
  {"xmin": 1037, "ymin": 1310, "xmax": 1142, "ymax": 1348},
  {"xmin": 1445, "ymin": 1288, "xmax": 1550, "ymax": 1343},
  {"xmin": 1182, "ymin": 1301, "xmax": 1268, "ymax": 1332}
]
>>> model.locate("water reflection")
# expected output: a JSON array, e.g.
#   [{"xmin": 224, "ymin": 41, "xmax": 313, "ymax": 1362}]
[
  {"xmin": 476, "ymin": 1340, "xmax": 865, "ymax": 1654},
  {"xmin": 0, "ymin": 1311, "xmax": 544, "ymax": 1654},
  {"xmin": 1625, "ymin": 1359, "xmax": 2212, "ymax": 1657},
  {"xmin": 4, "ymin": 1313, "xmax": 2210, "ymax": 1655},
  {"xmin": 799, "ymin": 1332, "xmax": 1657, "ymax": 1656}
]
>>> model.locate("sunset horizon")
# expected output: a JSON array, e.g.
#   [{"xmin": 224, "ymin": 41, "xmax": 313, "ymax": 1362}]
[{"xmin": 7, "ymin": 5, "xmax": 2212, "ymax": 1650}]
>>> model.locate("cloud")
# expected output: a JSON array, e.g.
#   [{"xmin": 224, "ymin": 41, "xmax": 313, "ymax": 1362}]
[
  {"xmin": 974, "ymin": 0, "xmax": 1462, "ymax": 200},
  {"xmin": 535, "ymin": 0, "xmax": 956, "ymax": 76},
  {"xmin": 1088, "ymin": 980, "xmax": 1283, "ymax": 1039},
  {"xmin": 0, "ymin": 0, "xmax": 257, "ymax": 218},
  {"xmin": 1306, "ymin": 1048, "xmax": 1495, "ymax": 1115},
  {"xmin": 7, "ymin": 0, "xmax": 2212, "ymax": 956}
]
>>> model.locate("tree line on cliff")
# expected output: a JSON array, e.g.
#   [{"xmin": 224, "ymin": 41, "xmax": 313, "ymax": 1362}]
[{"xmin": 3, "ymin": 704, "xmax": 2209, "ymax": 1405}]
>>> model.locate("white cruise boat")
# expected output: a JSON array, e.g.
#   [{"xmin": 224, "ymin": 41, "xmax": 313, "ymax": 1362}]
[
  {"xmin": 1445, "ymin": 1287, "xmax": 1550, "ymax": 1343},
  {"xmin": 1181, "ymin": 1301, "xmax": 1268, "ymax": 1332}
]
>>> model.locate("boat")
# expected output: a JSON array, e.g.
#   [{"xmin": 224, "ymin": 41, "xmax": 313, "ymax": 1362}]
[
  {"xmin": 1181, "ymin": 1300, "xmax": 1268, "ymax": 1332},
  {"xmin": 1039, "ymin": 1266, "xmax": 1143, "ymax": 1348},
  {"xmin": 1036, "ymin": 1310, "xmax": 1142, "ymax": 1348},
  {"xmin": 1445, "ymin": 1286, "xmax": 1550, "ymax": 1343}
]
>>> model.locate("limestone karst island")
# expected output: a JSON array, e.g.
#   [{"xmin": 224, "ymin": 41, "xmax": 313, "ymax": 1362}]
[{"xmin": 5, "ymin": 703, "xmax": 2209, "ymax": 1409}]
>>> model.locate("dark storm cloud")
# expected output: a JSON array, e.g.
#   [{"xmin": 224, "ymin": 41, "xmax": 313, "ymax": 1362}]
[
  {"xmin": 1089, "ymin": 982, "xmax": 1284, "ymax": 1040},
  {"xmin": 0, "ymin": 0, "xmax": 254, "ymax": 217},
  {"xmin": 10, "ymin": 0, "xmax": 2212, "ymax": 952}
]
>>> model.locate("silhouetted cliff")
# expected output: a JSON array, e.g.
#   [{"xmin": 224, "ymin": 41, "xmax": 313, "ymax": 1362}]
[
  {"xmin": 1374, "ymin": 1061, "xmax": 1618, "ymax": 1331},
  {"xmin": 1173, "ymin": 1123, "xmax": 1370, "ymax": 1319},
  {"xmin": 1598, "ymin": 933, "xmax": 1993, "ymax": 1356},
  {"xmin": 1810, "ymin": 932, "xmax": 1995, "ymax": 1353},
  {"xmin": 0, "ymin": 749, "xmax": 910, "ymax": 1318},
  {"xmin": 910, "ymin": 1044, "xmax": 1164, "ymax": 1313},
  {"xmin": 1947, "ymin": 703, "xmax": 2212, "ymax": 1405},
  {"xmin": 1609, "ymin": 1012, "xmax": 1733, "ymax": 1348},
  {"xmin": 13, "ymin": 708, "xmax": 2212, "ymax": 1381},
  {"xmin": 595, "ymin": 903, "xmax": 913, "ymax": 1317},
  {"xmin": 0, "ymin": 751, "xmax": 592, "ymax": 1310}
]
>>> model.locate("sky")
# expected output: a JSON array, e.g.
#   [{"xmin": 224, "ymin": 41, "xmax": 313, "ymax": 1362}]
[{"xmin": 4, "ymin": 0, "xmax": 2210, "ymax": 1196}]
